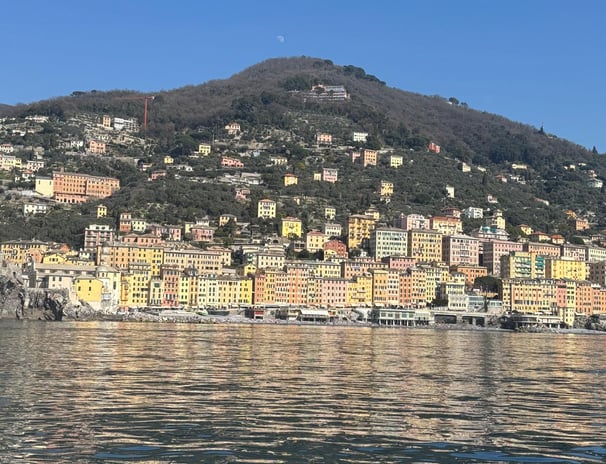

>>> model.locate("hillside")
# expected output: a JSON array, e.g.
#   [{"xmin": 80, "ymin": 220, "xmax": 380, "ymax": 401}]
[{"xmin": 1, "ymin": 56, "xmax": 605, "ymax": 247}]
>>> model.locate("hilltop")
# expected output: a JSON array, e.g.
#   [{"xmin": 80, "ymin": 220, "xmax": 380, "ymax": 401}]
[{"xmin": 0, "ymin": 56, "xmax": 604, "ymax": 247}]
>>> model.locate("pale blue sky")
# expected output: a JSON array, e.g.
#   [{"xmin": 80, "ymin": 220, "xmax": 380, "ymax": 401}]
[{"xmin": 2, "ymin": 0, "xmax": 604, "ymax": 150}]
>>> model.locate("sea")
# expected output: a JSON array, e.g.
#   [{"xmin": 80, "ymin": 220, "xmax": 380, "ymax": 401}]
[{"xmin": 1, "ymin": 320, "xmax": 605, "ymax": 463}]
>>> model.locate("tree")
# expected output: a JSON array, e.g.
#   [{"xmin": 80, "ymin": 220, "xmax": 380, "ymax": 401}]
[{"xmin": 473, "ymin": 276, "xmax": 500, "ymax": 294}]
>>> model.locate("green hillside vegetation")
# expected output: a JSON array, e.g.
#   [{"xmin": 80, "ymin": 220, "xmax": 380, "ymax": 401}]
[{"xmin": 0, "ymin": 56, "xmax": 604, "ymax": 248}]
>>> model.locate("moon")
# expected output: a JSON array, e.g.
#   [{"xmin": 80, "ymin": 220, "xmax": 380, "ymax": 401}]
[{"xmin": 276, "ymin": 35, "xmax": 285, "ymax": 43}]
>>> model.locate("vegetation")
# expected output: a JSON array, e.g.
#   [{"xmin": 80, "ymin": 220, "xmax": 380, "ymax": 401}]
[{"xmin": 1, "ymin": 56, "xmax": 605, "ymax": 248}]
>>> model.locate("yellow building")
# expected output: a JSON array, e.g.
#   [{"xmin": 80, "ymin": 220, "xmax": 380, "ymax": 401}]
[
  {"xmin": 390, "ymin": 155, "xmax": 403, "ymax": 168},
  {"xmin": 347, "ymin": 214, "xmax": 377, "ymax": 250},
  {"xmin": 97, "ymin": 243, "xmax": 164, "ymax": 277},
  {"xmin": 519, "ymin": 224, "xmax": 533, "ymax": 235},
  {"xmin": 217, "ymin": 276, "xmax": 253, "ymax": 306},
  {"xmin": 163, "ymin": 247, "xmax": 223, "ymax": 275},
  {"xmin": 501, "ymin": 278, "xmax": 557, "ymax": 315},
  {"xmin": 545, "ymin": 258, "xmax": 588, "ymax": 281},
  {"xmin": 219, "ymin": 214, "xmax": 237, "ymax": 227},
  {"xmin": 407, "ymin": 229, "xmax": 443, "ymax": 263},
  {"xmin": 307, "ymin": 260, "xmax": 341, "ymax": 278},
  {"xmin": 257, "ymin": 199, "xmax": 277, "ymax": 219},
  {"xmin": 346, "ymin": 274, "xmax": 373, "ymax": 306},
  {"xmin": 120, "ymin": 262, "xmax": 152, "ymax": 308},
  {"xmin": 198, "ymin": 275, "xmax": 219, "ymax": 307},
  {"xmin": 1, "ymin": 240, "xmax": 54, "ymax": 265},
  {"xmin": 97, "ymin": 204, "xmax": 108, "ymax": 218},
  {"xmin": 198, "ymin": 143, "xmax": 212, "ymax": 155},
  {"xmin": 306, "ymin": 231, "xmax": 327, "ymax": 253},
  {"xmin": 164, "ymin": 155, "xmax": 174, "ymax": 165},
  {"xmin": 430, "ymin": 216, "xmax": 463, "ymax": 235},
  {"xmin": 380, "ymin": 180, "xmax": 394, "ymax": 197},
  {"xmin": 74, "ymin": 277, "xmax": 104, "ymax": 303},
  {"xmin": 131, "ymin": 219, "xmax": 148, "ymax": 233},
  {"xmin": 324, "ymin": 206, "xmax": 336, "ymax": 220},
  {"xmin": 35, "ymin": 177, "xmax": 54, "ymax": 197},
  {"xmin": 178, "ymin": 270, "xmax": 199, "ymax": 307},
  {"xmin": 284, "ymin": 173, "xmax": 298, "ymax": 186},
  {"xmin": 281, "ymin": 217, "xmax": 302, "ymax": 239},
  {"xmin": 371, "ymin": 269, "xmax": 390, "ymax": 306},
  {"xmin": 500, "ymin": 252, "xmax": 546, "ymax": 279}
]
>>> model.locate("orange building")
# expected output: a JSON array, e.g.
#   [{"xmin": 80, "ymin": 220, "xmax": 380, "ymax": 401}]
[{"xmin": 52, "ymin": 171, "xmax": 120, "ymax": 203}]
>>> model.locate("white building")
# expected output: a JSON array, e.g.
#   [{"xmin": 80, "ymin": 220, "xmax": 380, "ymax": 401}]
[{"xmin": 353, "ymin": 131, "xmax": 368, "ymax": 143}]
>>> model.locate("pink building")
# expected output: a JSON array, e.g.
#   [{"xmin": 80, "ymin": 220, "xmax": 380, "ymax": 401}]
[
  {"xmin": 381, "ymin": 256, "xmax": 417, "ymax": 270},
  {"xmin": 316, "ymin": 133, "xmax": 332, "ymax": 145},
  {"xmin": 396, "ymin": 213, "xmax": 429, "ymax": 231},
  {"xmin": 322, "ymin": 168, "xmax": 338, "ymax": 183},
  {"xmin": 190, "ymin": 226, "xmax": 215, "ymax": 242},
  {"xmin": 428, "ymin": 142, "xmax": 441, "ymax": 153},
  {"xmin": 235, "ymin": 188, "xmax": 250, "ymax": 201},
  {"xmin": 442, "ymin": 234, "xmax": 480, "ymax": 266},
  {"xmin": 313, "ymin": 277, "xmax": 347, "ymax": 307},
  {"xmin": 482, "ymin": 240, "xmax": 524, "ymax": 276},
  {"xmin": 221, "ymin": 156, "xmax": 244, "ymax": 168}
]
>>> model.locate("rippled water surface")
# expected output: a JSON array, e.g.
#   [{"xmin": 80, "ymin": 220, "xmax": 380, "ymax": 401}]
[{"xmin": 1, "ymin": 320, "xmax": 605, "ymax": 463}]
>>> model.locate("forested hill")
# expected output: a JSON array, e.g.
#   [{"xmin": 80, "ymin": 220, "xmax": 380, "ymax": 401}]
[
  {"xmin": 1, "ymin": 56, "xmax": 606, "ymax": 245},
  {"xmin": 3, "ymin": 56, "xmax": 595, "ymax": 164}
]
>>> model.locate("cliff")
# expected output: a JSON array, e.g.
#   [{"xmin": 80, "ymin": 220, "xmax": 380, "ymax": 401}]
[{"xmin": 0, "ymin": 261, "xmax": 96, "ymax": 321}]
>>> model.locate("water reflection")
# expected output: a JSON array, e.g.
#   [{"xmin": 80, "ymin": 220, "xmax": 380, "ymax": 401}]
[{"xmin": 1, "ymin": 320, "xmax": 605, "ymax": 463}]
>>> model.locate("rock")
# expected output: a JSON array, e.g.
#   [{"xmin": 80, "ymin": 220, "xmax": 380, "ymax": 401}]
[{"xmin": 0, "ymin": 261, "xmax": 92, "ymax": 321}]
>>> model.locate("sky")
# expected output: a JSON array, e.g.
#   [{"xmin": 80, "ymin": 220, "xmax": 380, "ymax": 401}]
[{"xmin": 2, "ymin": 0, "xmax": 605, "ymax": 150}]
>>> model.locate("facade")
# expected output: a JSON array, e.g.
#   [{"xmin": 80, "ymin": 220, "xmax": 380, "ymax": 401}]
[
  {"xmin": 361, "ymin": 149, "xmax": 378, "ymax": 167},
  {"xmin": 323, "ymin": 239, "xmax": 348, "ymax": 260},
  {"xmin": 221, "ymin": 156, "xmax": 244, "ymax": 168},
  {"xmin": 523, "ymin": 242, "xmax": 561, "ymax": 258},
  {"xmin": 316, "ymin": 133, "xmax": 332, "ymax": 145},
  {"xmin": 352, "ymin": 131, "xmax": 368, "ymax": 142},
  {"xmin": 380, "ymin": 181, "xmax": 394, "ymax": 197},
  {"xmin": 322, "ymin": 168, "xmax": 338, "ymax": 183},
  {"xmin": 442, "ymin": 234, "xmax": 479, "ymax": 266},
  {"xmin": 23, "ymin": 203, "xmax": 48, "ymax": 215},
  {"xmin": 281, "ymin": 217, "xmax": 302, "ymax": 239},
  {"xmin": 52, "ymin": 171, "xmax": 120, "ymax": 204},
  {"xmin": 306, "ymin": 231, "xmax": 327, "ymax": 253},
  {"xmin": 323, "ymin": 222, "xmax": 342, "ymax": 238},
  {"xmin": 347, "ymin": 214, "xmax": 377, "ymax": 250},
  {"xmin": 428, "ymin": 142, "xmax": 441, "ymax": 153},
  {"xmin": 455, "ymin": 264, "xmax": 488, "ymax": 287},
  {"xmin": 257, "ymin": 199, "xmax": 277, "ymax": 219},
  {"xmin": 97, "ymin": 204, "xmax": 108, "ymax": 218},
  {"xmin": 407, "ymin": 229, "xmax": 443, "ymax": 263},
  {"xmin": 430, "ymin": 216, "xmax": 462, "ymax": 235},
  {"xmin": 84, "ymin": 224, "xmax": 115, "ymax": 251},
  {"xmin": 398, "ymin": 213, "xmax": 428, "ymax": 231},
  {"xmin": 500, "ymin": 252, "xmax": 546, "ymax": 279},
  {"xmin": 219, "ymin": 214, "xmax": 237, "ymax": 227},
  {"xmin": 198, "ymin": 143, "xmax": 212, "ymax": 155},
  {"xmin": 390, "ymin": 155, "xmax": 403, "ymax": 168},
  {"xmin": 225, "ymin": 122, "xmax": 241, "ymax": 135},
  {"xmin": 370, "ymin": 227, "xmax": 408, "ymax": 260},
  {"xmin": 88, "ymin": 140, "xmax": 107, "ymax": 154},
  {"xmin": 35, "ymin": 177, "xmax": 54, "ymax": 197},
  {"xmin": 482, "ymin": 240, "xmax": 524, "ymax": 276},
  {"xmin": 284, "ymin": 173, "xmax": 298, "ymax": 186},
  {"xmin": 545, "ymin": 258, "xmax": 587, "ymax": 281}
]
